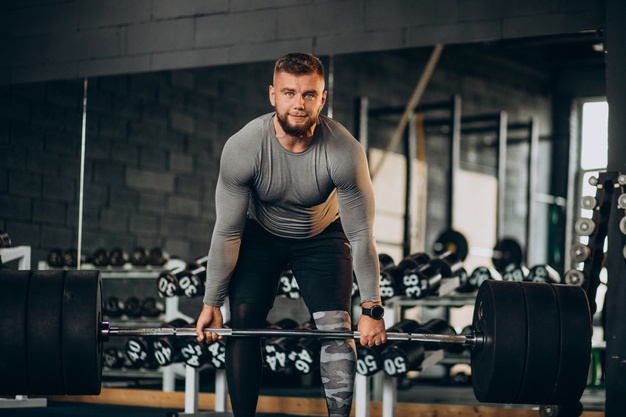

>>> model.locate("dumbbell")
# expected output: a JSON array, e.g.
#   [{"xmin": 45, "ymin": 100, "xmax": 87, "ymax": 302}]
[
  {"xmin": 130, "ymin": 247, "xmax": 150, "ymax": 266},
  {"xmin": 178, "ymin": 259, "xmax": 206, "ymax": 298},
  {"xmin": 381, "ymin": 318, "xmax": 460, "ymax": 378},
  {"xmin": 384, "ymin": 253, "xmax": 430, "ymax": 299},
  {"xmin": 457, "ymin": 266, "xmax": 500, "ymax": 293},
  {"xmin": 204, "ymin": 322, "xmax": 229, "ymax": 370},
  {"xmin": 177, "ymin": 323, "xmax": 210, "ymax": 368},
  {"xmin": 46, "ymin": 248, "xmax": 83, "ymax": 268},
  {"xmin": 103, "ymin": 346, "xmax": 125, "ymax": 369},
  {"xmin": 564, "ymin": 269, "xmax": 585, "ymax": 286},
  {"xmin": 357, "ymin": 319, "xmax": 421, "ymax": 377},
  {"xmin": 526, "ymin": 265, "xmax": 561, "ymax": 284},
  {"xmin": 574, "ymin": 217, "xmax": 596, "ymax": 237},
  {"xmin": 180, "ymin": 321, "xmax": 230, "ymax": 370},
  {"xmin": 47, "ymin": 248, "xmax": 66, "ymax": 268},
  {"xmin": 124, "ymin": 336, "xmax": 152, "ymax": 367},
  {"xmin": 277, "ymin": 269, "xmax": 301, "ymax": 300},
  {"xmin": 401, "ymin": 253, "xmax": 462, "ymax": 299},
  {"xmin": 63, "ymin": 249, "xmax": 78, "ymax": 267},
  {"xmin": 148, "ymin": 247, "xmax": 169, "ymax": 266},
  {"xmin": 286, "ymin": 320, "xmax": 320, "ymax": 375},
  {"xmin": 426, "ymin": 251, "xmax": 466, "ymax": 296},
  {"xmin": 103, "ymin": 296, "xmax": 125, "ymax": 318},
  {"xmin": 123, "ymin": 296, "xmax": 143, "ymax": 318},
  {"xmin": 377, "ymin": 253, "xmax": 398, "ymax": 302},
  {"xmin": 490, "ymin": 238, "xmax": 524, "ymax": 273},
  {"xmin": 147, "ymin": 318, "xmax": 189, "ymax": 367},
  {"xmin": 433, "ymin": 229, "xmax": 469, "ymax": 261},
  {"xmin": 109, "ymin": 247, "xmax": 128, "ymax": 267},
  {"xmin": 418, "ymin": 318, "xmax": 459, "ymax": 352},
  {"xmin": 180, "ymin": 339, "xmax": 208, "ymax": 369},
  {"xmin": 263, "ymin": 318, "xmax": 300, "ymax": 373},
  {"xmin": 449, "ymin": 325, "xmax": 474, "ymax": 356},
  {"xmin": 356, "ymin": 343, "xmax": 383, "ymax": 376},
  {"xmin": 91, "ymin": 248, "xmax": 110, "ymax": 267},
  {"xmin": 380, "ymin": 319, "xmax": 425, "ymax": 377},
  {"xmin": 570, "ymin": 243, "xmax": 591, "ymax": 263},
  {"xmin": 157, "ymin": 256, "xmax": 208, "ymax": 298},
  {"xmin": 500, "ymin": 263, "xmax": 528, "ymax": 282},
  {"xmin": 140, "ymin": 297, "xmax": 164, "ymax": 318},
  {"xmin": 351, "ymin": 253, "xmax": 397, "ymax": 300}
]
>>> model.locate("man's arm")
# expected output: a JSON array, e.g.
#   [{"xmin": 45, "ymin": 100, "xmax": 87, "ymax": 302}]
[
  {"xmin": 333, "ymin": 140, "xmax": 380, "ymax": 304},
  {"xmin": 202, "ymin": 137, "xmax": 254, "ymax": 307},
  {"xmin": 332, "ymin": 136, "xmax": 387, "ymax": 347}
]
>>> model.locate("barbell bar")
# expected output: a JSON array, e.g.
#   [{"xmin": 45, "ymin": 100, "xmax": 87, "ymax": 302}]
[
  {"xmin": 0, "ymin": 269, "xmax": 592, "ymax": 407},
  {"xmin": 101, "ymin": 323, "xmax": 474, "ymax": 345}
]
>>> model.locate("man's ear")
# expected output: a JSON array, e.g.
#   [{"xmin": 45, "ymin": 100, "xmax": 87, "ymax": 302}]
[
  {"xmin": 269, "ymin": 85, "xmax": 276, "ymax": 107},
  {"xmin": 320, "ymin": 90, "xmax": 327, "ymax": 108}
]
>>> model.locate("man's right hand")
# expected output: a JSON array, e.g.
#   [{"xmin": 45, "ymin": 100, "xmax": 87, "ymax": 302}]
[{"xmin": 196, "ymin": 304, "xmax": 224, "ymax": 343}]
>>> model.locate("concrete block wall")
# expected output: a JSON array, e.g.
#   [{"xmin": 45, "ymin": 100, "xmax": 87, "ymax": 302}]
[
  {"xmin": 0, "ymin": 0, "xmax": 604, "ymax": 85},
  {"xmin": 0, "ymin": 45, "xmax": 557, "ymax": 269},
  {"xmin": 0, "ymin": 62, "xmax": 273, "ymax": 264}
]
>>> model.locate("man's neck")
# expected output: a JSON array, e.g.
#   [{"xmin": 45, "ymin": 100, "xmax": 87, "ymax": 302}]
[{"xmin": 273, "ymin": 116, "xmax": 315, "ymax": 153}]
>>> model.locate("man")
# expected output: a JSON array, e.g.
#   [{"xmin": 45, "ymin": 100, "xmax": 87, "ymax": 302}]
[{"xmin": 196, "ymin": 52, "xmax": 386, "ymax": 417}]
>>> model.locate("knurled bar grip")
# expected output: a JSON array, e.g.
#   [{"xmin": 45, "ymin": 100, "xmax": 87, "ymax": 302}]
[{"xmin": 102, "ymin": 323, "xmax": 475, "ymax": 345}]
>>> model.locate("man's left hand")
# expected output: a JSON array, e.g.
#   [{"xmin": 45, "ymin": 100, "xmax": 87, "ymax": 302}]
[{"xmin": 357, "ymin": 305, "xmax": 387, "ymax": 347}]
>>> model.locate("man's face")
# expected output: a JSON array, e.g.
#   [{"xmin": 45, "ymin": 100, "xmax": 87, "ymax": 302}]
[{"xmin": 269, "ymin": 71, "xmax": 327, "ymax": 138}]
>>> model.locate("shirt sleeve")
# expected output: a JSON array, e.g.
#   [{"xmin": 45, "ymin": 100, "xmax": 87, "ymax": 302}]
[
  {"xmin": 331, "ymin": 135, "xmax": 381, "ymax": 304},
  {"xmin": 202, "ymin": 136, "xmax": 254, "ymax": 307}
]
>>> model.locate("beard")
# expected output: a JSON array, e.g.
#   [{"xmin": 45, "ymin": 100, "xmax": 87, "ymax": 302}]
[{"xmin": 275, "ymin": 109, "xmax": 320, "ymax": 138}]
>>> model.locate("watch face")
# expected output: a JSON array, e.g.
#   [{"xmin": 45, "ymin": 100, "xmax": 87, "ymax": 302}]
[{"xmin": 371, "ymin": 305, "xmax": 384, "ymax": 319}]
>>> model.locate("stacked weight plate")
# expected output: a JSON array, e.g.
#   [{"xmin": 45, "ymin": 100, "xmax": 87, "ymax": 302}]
[{"xmin": 0, "ymin": 269, "xmax": 103, "ymax": 396}]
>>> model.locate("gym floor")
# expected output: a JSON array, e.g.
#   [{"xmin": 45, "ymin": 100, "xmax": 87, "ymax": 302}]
[{"xmin": 0, "ymin": 382, "xmax": 606, "ymax": 416}]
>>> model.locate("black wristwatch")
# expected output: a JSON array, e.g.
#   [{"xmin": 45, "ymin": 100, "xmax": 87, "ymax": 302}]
[{"xmin": 361, "ymin": 305, "xmax": 385, "ymax": 320}]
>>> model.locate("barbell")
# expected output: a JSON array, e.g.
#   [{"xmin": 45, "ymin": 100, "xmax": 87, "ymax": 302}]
[{"xmin": 0, "ymin": 269, "xmax": 592, "ymax": 406}]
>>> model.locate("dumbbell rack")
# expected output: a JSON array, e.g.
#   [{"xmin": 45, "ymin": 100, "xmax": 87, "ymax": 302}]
[
  {"xmin": 355, "ymin": 277, "xmax": 474, "ymax": 417},
  {"xmin": 37, "ymin": 260, "xmax": 190, "ymax": 391},
  {"xmin": 0, "ymin": 246, "xmax": 47, "ymax": 409}
]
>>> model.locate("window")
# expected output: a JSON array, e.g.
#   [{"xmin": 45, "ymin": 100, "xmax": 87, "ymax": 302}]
[{"xmin": 577, "ymin": 99, "xmax": 608, "ymax": 315}]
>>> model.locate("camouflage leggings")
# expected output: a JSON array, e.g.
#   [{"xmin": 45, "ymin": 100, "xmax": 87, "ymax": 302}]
[{"xmin": 313, "ymin": 310, "xmax": 356, "ymax": 417}]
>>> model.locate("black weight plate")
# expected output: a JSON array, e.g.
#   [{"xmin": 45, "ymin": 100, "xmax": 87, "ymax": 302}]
[
  {"xmin": 287, "ymin": 344, "xmax": 317, "ymax": 375},
  {"xmin": 47, "ymin": 248, "xmax": 65, "ymax": 267},
  {"xmin": 547, "ymin": 284, "xmax": 592, "ymax": 405},
  {"xmin": 492, "ymin": 238, "xmax": 523, "ymax": 272},
  {"xmin": 0, "ymin": 270, "xmax": 32, "ymax": 395},
  {"xmin": 356, "ymin": 345, "xmax": 381, "ymax": 376},
  {"xmin": 62, "ymin": 269, "xmax": 103, "ymax": 395},
  {"xmin": 180, "ymin": 339, "xmax": 208, "ymax": 368},
  {"xmin": 378, "ymin": 253, "xmax": 395, "ymax": 270},
  {"xmin": 378, "ymin": 270, "xmax": 397, "ymax": 302},
  {"xmin": 125, "ymin": 338, "xmax": 152, "ymax": 367},
  {"xmin": 27, "ymin": 270, "xmax": 66, "ymax": 395},
  {"xmin": 433, "ymin": 229, "xmax": 469, "ymax": 261},
  {"xmin": 205, "ymin": 339, "xmax": 226, "ymax": 369},
  {"xmin": 103, "ymin": 347, "xmax": 125, "ymax": 369},
  {"xmin": 381, "ymin": 342, "xmax": 425, "ymax": 377},
  {"xmin": 515, "ymin": 282, "xmax": 560, "ymax": 404},
  {"xmin": 471, "ymin": 280, "xmax": 527, "ymax": 403}
]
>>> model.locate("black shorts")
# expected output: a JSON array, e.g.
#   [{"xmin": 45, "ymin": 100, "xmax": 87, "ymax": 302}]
[{"xmin": 228, "ymin": 219, "xmax": 353, "ymax": 314}]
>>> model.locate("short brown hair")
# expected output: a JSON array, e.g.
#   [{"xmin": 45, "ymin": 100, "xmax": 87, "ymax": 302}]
[{"xmin": 274, "ymin": 52, "xmax": 324, "ymax": 78}]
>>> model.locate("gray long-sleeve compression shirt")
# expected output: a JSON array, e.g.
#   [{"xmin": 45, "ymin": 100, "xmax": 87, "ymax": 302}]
[{"xmin": 202, "ymin": 113, "xmax": 380, "ymax": 307}]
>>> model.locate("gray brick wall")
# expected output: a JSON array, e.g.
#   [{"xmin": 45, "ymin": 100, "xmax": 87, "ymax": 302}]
[{"xmin": 0, "ymin": 1, "xmax": 604, "ymax": 85}]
